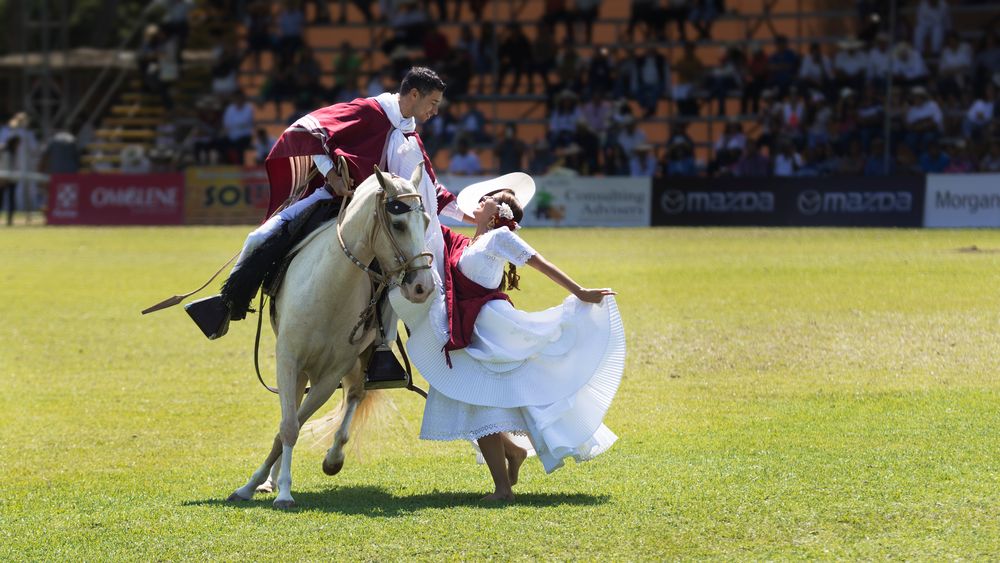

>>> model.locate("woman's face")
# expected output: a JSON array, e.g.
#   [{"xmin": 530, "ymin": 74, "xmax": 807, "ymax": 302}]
[{"xmin": 474, "ymin": 195, "xmax": 500, "ymax": 227}]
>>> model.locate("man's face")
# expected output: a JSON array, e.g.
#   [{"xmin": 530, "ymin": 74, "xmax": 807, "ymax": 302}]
[{"xmin": 410, "ymin": 89, "xmax": 443, "ymax": 123}]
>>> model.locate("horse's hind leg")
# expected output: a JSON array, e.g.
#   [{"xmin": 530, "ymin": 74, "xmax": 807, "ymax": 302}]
[
  {"xmin": 323, "ymin": 359, "xmax": 367, "ymax": 476},
  {"xmin": 255, "ymin": 454, "xmax": 281, "ymax": 494}
]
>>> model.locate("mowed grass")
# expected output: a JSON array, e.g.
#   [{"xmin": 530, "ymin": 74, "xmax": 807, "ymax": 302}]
[{"xmin": 2, "ymin": 225, "xmax": 999, "ymax": 560}]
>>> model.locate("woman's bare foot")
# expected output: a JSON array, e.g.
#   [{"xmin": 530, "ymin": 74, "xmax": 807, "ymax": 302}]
[
  {"xmin": 481, "ymin": 490, "xmax": 515, "ymax": 502},
  {"xmin": 506, "ymin": 447, "xmax": 528, "ymax": 486}
]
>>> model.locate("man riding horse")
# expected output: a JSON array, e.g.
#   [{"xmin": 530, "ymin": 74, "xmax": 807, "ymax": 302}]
[{"xmin": 186, "ymin": 67, "xmax": 467, "ymax": 340}]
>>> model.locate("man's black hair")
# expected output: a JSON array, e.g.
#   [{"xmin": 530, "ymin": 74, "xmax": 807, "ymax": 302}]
[{"xmin": 400, "ymin": 67, "xmax": 447, "ymax": 97}]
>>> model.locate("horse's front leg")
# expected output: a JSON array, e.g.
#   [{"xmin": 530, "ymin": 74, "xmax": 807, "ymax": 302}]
[{"xmin": 323, "ymin": 353, "xmax": 370, "ymax": 475}]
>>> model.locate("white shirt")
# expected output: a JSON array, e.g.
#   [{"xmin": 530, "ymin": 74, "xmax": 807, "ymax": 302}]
[
  {"xmin": 834, "ymin": 50, "xmax": 868, "ymax": 77},
  {"xmin": 905, "ymin": 100, "xmax": 944, "ymax": 130},
  {"xmin": 799, "ymin": 55, "xmax": 833, "ymax": 82},
  {"xmin": 916, "ymin": 0, "xmax": 950, "ymax": 30},
  {"xmin": 894, "ymin": 50, "xmax": 928, "ymax": 80},
  {"xmin": 966, "ymin": 100, "xmax": 995, "ymax": 126},
  {"xmin": 773, "ymin": 152, "xmax": 803, "ymax": 176},
  {"xmin": 629, "ymin": 153, "xmax": 657, "ymax": 177},
  {"xmin": 938, "ymin": 43, "xmax": 973, "ymax": 75},
  {"xmin": 617, "ymin": 128, "xmax": 647, "ymax": 155},
  {"xmin": 457, "ymin": 228, "xmax": 536, "ymax": 289},
  {"xmin": 222, "ymin": 102, "xmax": 254, "ymax": 140},
  {"xmin": 449, "ymin": 151, "xmax": 482, "ymax": 175},
  {"xmin": 866, "ymin": 47, "xmax": 891, "ymax": 80}
]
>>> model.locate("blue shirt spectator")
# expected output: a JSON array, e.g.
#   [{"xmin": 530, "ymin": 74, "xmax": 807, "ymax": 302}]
[{"xmin": 918, "ymin": 143, "xmax": 950, "ymax": 173}]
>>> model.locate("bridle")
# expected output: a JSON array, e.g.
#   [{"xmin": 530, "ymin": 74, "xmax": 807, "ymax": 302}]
[{"xmin": 336, "ymin": 175, "xmax": 432, "ymax": 344}]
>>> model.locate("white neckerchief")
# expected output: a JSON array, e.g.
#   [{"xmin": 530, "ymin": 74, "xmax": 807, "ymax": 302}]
[{"xmin": 377, "ymin": 92, "xmax": 447, "ymax": 281}]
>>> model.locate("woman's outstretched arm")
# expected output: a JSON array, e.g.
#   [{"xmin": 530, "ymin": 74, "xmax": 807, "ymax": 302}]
[{"xmin": 525, "ymin": 253, "xmax": 616, "ymax": 304}]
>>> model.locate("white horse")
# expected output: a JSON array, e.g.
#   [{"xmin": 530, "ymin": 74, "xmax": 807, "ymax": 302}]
[{"xmin": 227, "ymin": 165, "xmax": 432, "ymax": 509}]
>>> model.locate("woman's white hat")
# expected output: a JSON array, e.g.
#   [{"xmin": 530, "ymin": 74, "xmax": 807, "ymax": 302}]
[{"xmin": 456, "ymin": 172, "xmax": 536, "ymax": 216}]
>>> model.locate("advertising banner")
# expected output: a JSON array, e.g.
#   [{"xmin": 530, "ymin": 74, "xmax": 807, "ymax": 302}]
[
  {"xmin": 652, "ymin": 176, "xmax": 925, "ymax": 227},
  {"xmin": 924, "ymin": 174, "xmax": 1000, "ymax": 228},
  {"xmin": 184, "ymin": 166, "xmax": 270, "ymax": 225},
  {"xmin": 438, "ymin": 174, "xmax": 651, "ymax": 227},
  {"xmin": 47, "ymin": 173, "xmax": 185, "ymax": 225}
]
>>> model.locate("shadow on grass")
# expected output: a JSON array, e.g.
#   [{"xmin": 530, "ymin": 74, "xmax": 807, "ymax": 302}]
[{"xmin": 183, "ymin": 485, "xmax": 608, "ymax": 515}]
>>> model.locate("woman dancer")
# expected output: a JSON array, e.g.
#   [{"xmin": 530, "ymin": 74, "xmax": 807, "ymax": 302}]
[{"xmin": 391, "ymin": 173, "xmax": 625, "ymax": 501}]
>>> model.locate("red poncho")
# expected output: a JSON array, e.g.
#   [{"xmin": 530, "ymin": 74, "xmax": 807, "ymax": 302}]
[{"xmin": 262, "ymin": 97, "xmax": 441, "ymax": 219}]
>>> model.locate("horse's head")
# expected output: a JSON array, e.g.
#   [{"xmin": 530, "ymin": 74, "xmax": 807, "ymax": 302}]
[{"xmin": 367, "ymin": 164, "xmax": 433, "ymax": 304}]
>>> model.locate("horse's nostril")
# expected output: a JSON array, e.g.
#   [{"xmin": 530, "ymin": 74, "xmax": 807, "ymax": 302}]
[{"xmin": 415, "ymin": 284, "xmax": 425, "ymax": 294}]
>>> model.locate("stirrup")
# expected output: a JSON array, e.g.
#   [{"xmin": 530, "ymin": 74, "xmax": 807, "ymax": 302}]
[
  {"xmin": 363, "ymin": 344, "xmax": 409, "ymax": 390},
  {"xmin": 185, "ymin": 295, "xmax": 231, "ymax": 340}
]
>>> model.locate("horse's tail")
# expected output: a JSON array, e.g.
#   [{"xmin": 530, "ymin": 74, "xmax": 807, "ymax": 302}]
[{"xmin": 301, "ymin": 387, "xmax": 395, "ymax": 457}]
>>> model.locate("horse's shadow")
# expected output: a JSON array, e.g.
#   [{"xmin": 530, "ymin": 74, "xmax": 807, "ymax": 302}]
[{"xmin": 183, "ymin": 485, "xmax": 608, "ymax": 515}]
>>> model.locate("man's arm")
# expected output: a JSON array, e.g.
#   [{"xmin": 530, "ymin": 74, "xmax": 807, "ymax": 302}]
[{"xmin": 312, "ymin": 155, "xmax": 353, "ymax": 196}]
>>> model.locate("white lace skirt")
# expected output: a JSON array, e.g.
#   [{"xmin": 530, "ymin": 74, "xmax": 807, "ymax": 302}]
[{"xmin": 390, "ymin": 277, "xmax": 625, "ymax": 474}]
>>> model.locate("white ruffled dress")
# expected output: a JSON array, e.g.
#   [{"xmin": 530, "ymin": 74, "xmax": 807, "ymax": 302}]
[{"xmin": 390, "ymin": 228, "xmax": 625, "ymax": 474}]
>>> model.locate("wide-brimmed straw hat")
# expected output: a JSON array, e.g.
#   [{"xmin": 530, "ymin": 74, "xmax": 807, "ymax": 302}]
[{"xmin": 456, "ymin": 172, "xmax": 536, "ymax": 216}]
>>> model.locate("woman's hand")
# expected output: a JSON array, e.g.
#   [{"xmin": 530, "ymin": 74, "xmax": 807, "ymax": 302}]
[{"xmin": 574, "ymin": 288, "xmax": 616, "ymax": 304}]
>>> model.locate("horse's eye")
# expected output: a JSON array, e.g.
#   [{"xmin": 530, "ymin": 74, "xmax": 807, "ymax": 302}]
[{"xmin": 392, "ymin": 221, "xmax": 406, "ymax": 232}]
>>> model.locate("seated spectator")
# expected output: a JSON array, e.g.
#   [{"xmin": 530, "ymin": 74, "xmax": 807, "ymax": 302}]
[
  {"xmin": 575, "ymin": 0, "xmax": 601, "ymax": 43},
  {"xmin": 586, "ymin": 46, "xmax": 614, "ymax": 98},
  {"xmin": 580, "ymin": 90, "xmax": 612, "ymax": 144},
  {"xmin": 242, "ymin": 0, "xmax": 273, "ymax": 73},
  {"xmin": 332, "ymin": 41, "xmax": 363, "ymax": 97},
  {"xmin": 528, "ymin": 138, "xmax": 557, "ymax": 175},
  {"xmin": 778, "ymin": 87, "xmax": 806, "ymax": 143},
  {"xmin": 573, "ymin": 119, "xmax": 601, "ymax": 174},
  {"xmin": 531, "ymin": 22, "xmax": 558, "ymax": 95},
  {"xmin": 259, "ymin": 64, "xmax": 295, "ymax": 120},
  {"xmin": 474, "ymin": 23, "xmax": 497, "ymax": 91},
  {"xmin": 833, "ymin": 38, "xmax": 867, "ymax": 93},
  {"xmin": 157, "ymin": 0, "xmax": 192, "ymax": 64},
  {"xmin": 903, "ymin": 86, "xmax": 943, "ymax": 152},
  {"xmin": 837, "ymin": 140, "xmax": 865, "ymax": 175},
  {"xmin": 773, "ymin": 140, "xmax": 803, "ymax": 176},
  {"xmin": 634, "ymin": 47, "xmax": 668, "ymax": 117},
  {"xmin": 222, "ymin": 90, "xmax": 255, "ymax": 164},
  {"xmin": 732, "ymin": 139, "xmax": 770, "ymax": 177},
  {"xmin": 914, "ymin": 0, "xmax": 950, "ymax": 55},
  {"xmin": 613, "ymin": 47, "xmax": 639, "ymax": 102},
  {"xmin": 892, "ymin": 42, "xmax": 929, "ymax": 88},
  {"xmin": 293, "ymin": 45, "xmax": 327, "ymax": 104},
  {"xmin": 555, "ymin": 42, "xmax": 584, "ymax": 93},
  {"xmin": 709, "ymin": 119, "xmax": 746, "ymax": 175},
  {"xmin": 458, "ymin": 100, "xmax": 492, "ymax": 144},
  {"xmin": 766, "ymin": 35, "xmax": 801, "ymax": 96},
  {"xmin": 422, "ymin": 24, "xmax": 451, "ymax": 71},
  {"xmin": 805, "ymin": 90, "xmax": 834, "ymax": 149},
  {"xmin": 627, "ymin": 0, "xmax": 660, "ymax": 42},
  {"xmin": 616, "ymin": 116, "xmax": 647, "ymax": 155},
  {"xmin": 979, "ymin": 141, "xmax": 1000, "ymax": 172},
  {"xmin": 973, "ymin": 31, "xmax": 1000, "ymax": 94},
  {"xmin": 629, "ymin": 143, "xmax": 657, "ymax": 177},
  {"xmin": 493, "ymin": 122, "xmax": 528, "ymax": 175},
  {"xmin": 549, "ymin": 90, "xmax": 582, "ymax": 147},
  {"xmin": 944, "ymin": 141, "xmax": 975, "ymax": 173},
  {"xmin": 863, "ymin": 138, "xmax": 893, "ymax": 176},
  {"xmin": 798, "ymin": 42, "xmax": 833, "ymax": 98},
  {"xmin": 866, "ymin": 32, "xmax": 892, "ymax": 89},
  {"xmin": 442, "ymin": 46, "xmax": 474, "ymax": 100},
  {"xmin": 794, "ymin": 146, "xmax": 822, "ymax": 176},
  {"xmin": 448, "ymin": 137, "xmax": 482, "ymax": 175},
  {"xmin": 937, "ymin": 31, "xmax": 973, "ymax": 103},
  {"xmin": 707, "ymin": 46, "xmax": 744, "ymax": 116},
  {"xmin": 422, "ymin": 98, "xmax": 458, "ymax": 159},
  {"xmin": 253, "ymin": 127, "xmax": 273, "ymax": 165},
  {"xmin": 666, "ymin": 137, "xmax": 697, "ymax": 176},
  {"xmin": 191, "ymin": 96, "xmax": 222, "ymax": 164},
  {"xmin": 210, "ymin": 39, "xmax": 241, "ymax": 98},
  {"xmin": 742, "ymin": 43, "xmax": 768, "ymax": 114},
  {"xmin": 672, "ymin": 43, "xmax": 703, "ymax": 117},
  {"xmin": 918, "ymin": 140, "xmax": 950, "ymax": 173},
  {"xmin": 603, "ymin": 143, "xmax": 630, "ymax": 176},
  {"xmin": 382, "ymin": 0, "xmax": 428, "ymax": 55},
  {"xmin": 895, "ymin": 143, "xmax": 923, "ymax": 175},
  {"xmin": 497, "ymin": 23, "xmax": 532, "ymax": 94},
  {"xmin": 688, "ymin": 0, "xmax": 720, "ymax": 40},
  {"xmin": 856, "ymin": 84, "xmax": 883, "ymax": 151},
  {"xmin": 120, "ymin": 145, "xmax": 152, "ymax": 174},
  {"xmin": 275, "ymin": 0, "xmax": 305, "ymax": 65},
  {"xmin": 962, "ymin": 82, "xmax": 996, "ymax": 142}
]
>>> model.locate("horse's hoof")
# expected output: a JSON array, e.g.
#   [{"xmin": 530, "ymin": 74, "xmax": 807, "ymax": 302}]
[
  {"xmin": 322, "ymin": 459, "xmax": 344, "ymax": 476},
  {"xmin": 273, "ymin": 498, "xmax": 296, "ymax": 510},
  {"xmin": 227, "ymin": 492, "xmax": 251, "ymax": 502},
  {"xmin": 255, "ymin": 482, "xmax": 275, "ymax": 494}
]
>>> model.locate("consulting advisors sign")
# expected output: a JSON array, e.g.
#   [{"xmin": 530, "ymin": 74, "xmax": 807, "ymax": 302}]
[
  {"xmin": 438, "ymin": 174, "xmax": 651, "ymax": 227},
  {"xmin": 652, "ymin": 177, "xmax": 924, "ymax": 227},
  {"xmin": 924, "ymin": 174, "xmax": 1000, "ymax": 227}
]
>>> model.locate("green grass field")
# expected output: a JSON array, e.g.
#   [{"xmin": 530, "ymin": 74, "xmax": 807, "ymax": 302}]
[{"xmin": 2, "ymin": 226, "xmax": 999, "ymax": 560}]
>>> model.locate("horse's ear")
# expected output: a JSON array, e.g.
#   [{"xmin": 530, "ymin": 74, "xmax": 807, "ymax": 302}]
[
  {"xmin": 373, "ymin": 164, "xmax": 396, "ymax": 196},
  {"xmin": 409, "ymin": 164, "xmax": 423, "ymax": 192}
]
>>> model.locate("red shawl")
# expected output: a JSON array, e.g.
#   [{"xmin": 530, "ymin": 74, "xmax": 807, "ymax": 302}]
[
  {"xmin": 440, "ymin": 226, "xmax": 511, "ymax": 366},
  {"xmin": 262, "ymin": 97, "xmax": 444, "ymax": 220}
]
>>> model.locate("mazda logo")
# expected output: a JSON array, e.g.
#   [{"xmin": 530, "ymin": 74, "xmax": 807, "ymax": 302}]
[
  {"xmin": 661, "ymin": 190, "xmax": 685, "ymax": 214},
  {"xmin": 798, "ymin": 190, "xmax": 822, "ymax": 215}
]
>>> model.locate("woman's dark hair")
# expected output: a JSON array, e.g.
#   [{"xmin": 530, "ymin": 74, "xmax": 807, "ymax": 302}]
[
  {"xmin": 4, "ymin": 136, "xmax": 20, "ymax": 154},
  {"xmin": 400, "ymin": 66, "xmax": 447, "ymax": 97},
  {"xmin": 490, "ymin": 190, "xmax": 525, "ymax": 291}
]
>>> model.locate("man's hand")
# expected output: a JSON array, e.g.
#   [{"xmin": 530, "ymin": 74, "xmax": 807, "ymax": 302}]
[{"xmin": 325, "ymin": 169, "xmax": 354, "ymax": 196}]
